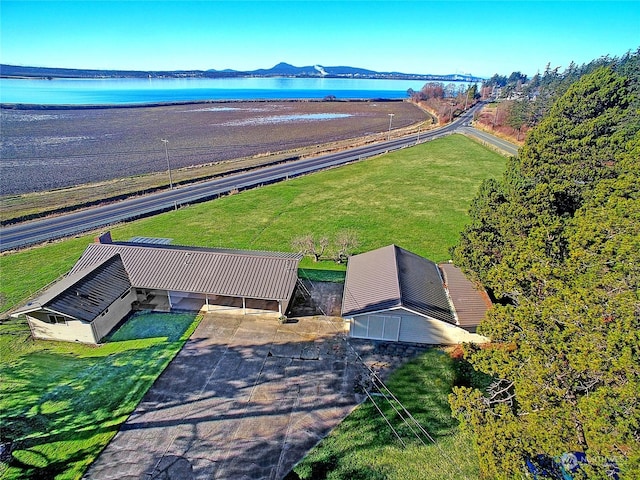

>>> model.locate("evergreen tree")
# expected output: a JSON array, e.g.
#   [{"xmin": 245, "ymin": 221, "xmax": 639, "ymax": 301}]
[
  {"xmin": 449, "ymin": 59, "xmax": 640, "ymax": 479},
  {"xmin": 453, "ymin": 66, "xmax": 634, "ymax": 303}
]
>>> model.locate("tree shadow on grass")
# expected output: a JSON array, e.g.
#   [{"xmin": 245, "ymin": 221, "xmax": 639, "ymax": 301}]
[
  {"xmin": 0, "ymin": 313, "xmax": 200, "ymax": 479},
  {"xmin": 7, "ymin": 427, "xmax": 119, "ymax": 480},
  {"xmin": 2, "ymin": 344, "xmax": 179, "ymax": 478}
]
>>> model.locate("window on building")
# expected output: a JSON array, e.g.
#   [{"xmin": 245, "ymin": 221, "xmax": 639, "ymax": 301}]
[{"xmin": 47, "ymin": 314, "xmax": 67, "ymax": 325}]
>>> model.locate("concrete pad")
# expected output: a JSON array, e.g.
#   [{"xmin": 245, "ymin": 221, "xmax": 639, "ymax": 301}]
[{"xmin": 83, "ymin": 315, "xmax": 363, "ymax": 480}]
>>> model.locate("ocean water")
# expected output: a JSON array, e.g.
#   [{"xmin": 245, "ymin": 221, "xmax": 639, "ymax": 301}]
[{"xmin": 0, "ymin": 76, "xmax": 446, "ymax": 105}]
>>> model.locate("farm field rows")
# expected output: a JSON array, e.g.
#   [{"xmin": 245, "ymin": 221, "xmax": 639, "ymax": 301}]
[{"xmin": 0, "ymin": 100, "xmax": 430, "ymax": 221}]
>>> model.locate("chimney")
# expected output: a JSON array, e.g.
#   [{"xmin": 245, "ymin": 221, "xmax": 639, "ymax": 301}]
[{"xmin": 95, "ymin": 231, "xmax": 113, "ymax": 244}]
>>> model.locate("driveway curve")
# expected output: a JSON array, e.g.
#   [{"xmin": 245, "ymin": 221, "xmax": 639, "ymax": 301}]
[{"xmin": 83, "ymin": 314, "xmax": 360, "ymax": 480}]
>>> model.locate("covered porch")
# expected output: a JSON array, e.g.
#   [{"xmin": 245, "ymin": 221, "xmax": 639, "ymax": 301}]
[{"xmin": 161, "ymin": 290, "xmax": 287, "ymax": 317}]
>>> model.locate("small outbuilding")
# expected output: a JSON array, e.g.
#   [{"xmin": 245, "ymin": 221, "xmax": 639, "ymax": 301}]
[
  {"xmin": 13, "ymin": 234, "xmax": 302, "ymax": 344},
  {"xmin": 14, "ymin": 254, "xmax": 136, "ymax": 344},
  {"xmin": 341, "ymin": 245, "xmax": 488, "ymax": 344}
]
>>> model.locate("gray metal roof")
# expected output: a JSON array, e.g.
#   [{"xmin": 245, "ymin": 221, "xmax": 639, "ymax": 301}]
[
  {"xmin": 342, "ymin": 245, "xmax": 456, "ymax": 324},
  {"xmin": 15, "ymin": 254, "xmax": 132, "ymax": 322},
  {"xmin": 115, "ymin": 241, "xmax": 302, "ymax": 258},
  {"xmin": 70, "ymin": 242, "xmax": 301, "ymax": 301},
  {"xmin": 439, "ymin": 262, "xmax": 492, "ymax": 329}
]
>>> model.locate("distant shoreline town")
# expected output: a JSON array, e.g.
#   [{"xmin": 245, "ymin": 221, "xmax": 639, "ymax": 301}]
[{"xmin": 0, "ymin": 62, "xmax": 484, "ymax": 83}]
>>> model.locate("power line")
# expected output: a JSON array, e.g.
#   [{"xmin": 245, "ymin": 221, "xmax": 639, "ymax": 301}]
[
  {"xmin": 295, "ymin": 267, "xmax": 469, "ymax": 476},
  {"xmin": 351, "ymin": 347, "xmax": 469, "ymax": 478},
  {"xmin": 297, "ymin": 298, "xmax": 469, "ymax": 478},
  {"xmin": 363, "ymin": 386, "xmax": 406, "ymax": 448}
]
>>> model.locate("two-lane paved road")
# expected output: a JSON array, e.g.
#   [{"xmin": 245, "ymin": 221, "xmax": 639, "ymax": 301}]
[
  {"xmin": 458, "ymin": 126, "xmax": 520, "ymax": 156},
  {"xmin": 1, "ymin": 102, "xmax": 516, "ymax": 252}
]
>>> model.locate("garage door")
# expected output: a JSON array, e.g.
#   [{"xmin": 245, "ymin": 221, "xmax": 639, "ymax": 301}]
[{"xmin": 352, "ymin": 315, "xmax": 400, "ymax": 341}]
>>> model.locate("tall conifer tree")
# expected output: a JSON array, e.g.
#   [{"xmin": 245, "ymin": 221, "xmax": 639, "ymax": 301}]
[{"xmin": 450, "ymin": 60, "xmax": 640, "ymax": 479}]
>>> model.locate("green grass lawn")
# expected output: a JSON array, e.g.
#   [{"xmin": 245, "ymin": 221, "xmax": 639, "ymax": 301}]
[
  {"xmin": 0, "ymin": 134, "xmax": 505, "ymax": 314},
  {"xmin": 289, "ymin": 349, "xmax": 487, "ymax": 480},
  {"xmin": 0, "ymin": 312, "xmax": 201, "ymax": 480},
  {"xmin": 0, "ymin": 134, "xmax": 504, "ymax": 479}
]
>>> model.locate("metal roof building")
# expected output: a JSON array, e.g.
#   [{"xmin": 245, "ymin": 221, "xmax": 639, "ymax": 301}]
[
  {"xmin": 13, "ymin": 236, "xmax": 302, "ymax": 344},
  {"xmin": 16, "ymin": 254, "xmax": 131, "ymax": 322},
  {"xmin": 342, "ymin": 245, "xmax": 455, "ymax": 323},
  {"xmin": 342, "ymin": 245, "xmax": 487, "ymax": 345},
  {"xmin": 71, "ymin": 242, "xmax": 301, "ymax": 305}
]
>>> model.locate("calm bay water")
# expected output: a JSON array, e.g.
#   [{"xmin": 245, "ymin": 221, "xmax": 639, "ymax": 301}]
[{"xmin": 0, "ymin": 77, "xmax": 440, "ymax": 105}]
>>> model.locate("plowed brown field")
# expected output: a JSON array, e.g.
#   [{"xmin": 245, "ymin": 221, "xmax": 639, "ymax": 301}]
[{"xmin": 1, "ymin": 100, "xmax": 428, "ymax": 196}]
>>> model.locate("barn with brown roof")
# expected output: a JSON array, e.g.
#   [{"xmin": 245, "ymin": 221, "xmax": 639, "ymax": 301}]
[
  {"xmin": 342, "ymin": 245, "xmax": 488, "ymax": 344},
  {"xmin": 13, "ymin": 234, "xmax": 302, "ymax": 344}
]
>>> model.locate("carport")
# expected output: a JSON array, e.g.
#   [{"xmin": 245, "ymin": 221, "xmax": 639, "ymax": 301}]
[
  {"xmin": 72, "ymin": 237, "xmax": 303, "ymax": 317},
  {"xmin": 16, "ymin": 235, "xmax": 304, "ymax": 345}
]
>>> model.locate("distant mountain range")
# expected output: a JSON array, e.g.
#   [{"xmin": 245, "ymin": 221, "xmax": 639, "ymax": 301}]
[{"xmin": 0, "ymin": 62, "xmax": 484, "ymax": 82}]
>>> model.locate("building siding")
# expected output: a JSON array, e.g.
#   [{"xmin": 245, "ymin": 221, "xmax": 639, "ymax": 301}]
[
  {"xmin": 91, "ymin": 288, "xmax": 137, "ymax": 342},
  {"xmin": 349, "ymin": 308, "xmax": 487, "ymax": 345},
  {"xmin": 27, "ymin": 312, "xmax": 97, "ymax": 344},
  {"xmin": 26, "ymin": 288, "xmax": 137, "ymax": 343}
]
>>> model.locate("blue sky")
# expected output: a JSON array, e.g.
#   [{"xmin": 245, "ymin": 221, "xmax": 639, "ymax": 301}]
[{"xmin": 1, "ymin": 1, "xmax": 638, "ymax": 78}]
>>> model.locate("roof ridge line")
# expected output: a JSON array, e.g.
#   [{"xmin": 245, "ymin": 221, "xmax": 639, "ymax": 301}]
[
  {"xmin": 12, "ymin": 253, "xmax": 125, "ymax": 315},
  {"xmin": 101, "ymin": 241, "xmax": 302, "ymax": 260},
  {"xmin": 392, "ymin": 244, "xmax": 405, "ymax": 307}
]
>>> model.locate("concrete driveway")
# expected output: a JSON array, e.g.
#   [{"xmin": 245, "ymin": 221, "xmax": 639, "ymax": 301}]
[{"xmin": 83, "ymin": 314, "xmax": 360, "ymax": 480}]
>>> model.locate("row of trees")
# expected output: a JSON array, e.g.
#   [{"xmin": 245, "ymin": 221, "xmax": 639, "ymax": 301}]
[
  {"xmin": 408, "ymin": 81, "xmax": 478, "ymax": 101},
  {"xmin": 483, "ymin": 48, "xmax": 640, "ymax": 141},
  {"xmin": 448, "ymin": 50, "xmax": 640, "ymax": 480},
  {"xmin": 408, "ymin": 82, "xmax": 480, "ymax": 123}
]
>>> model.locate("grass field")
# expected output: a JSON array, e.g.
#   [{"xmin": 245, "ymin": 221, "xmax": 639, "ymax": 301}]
[
  {"xmin": 289, "ymin": 348, "xmax": 489, "ymax": 480},
  {"xmin": 0, "ymin": 134, "xmax": 505, "ymax": 315},
  {"xmin": 0, "ymin": 135, "xmax": 504, "ymax": 479},
  {"xmin": 0, "ymin": 311, "xmax": 201, "ymax": 480}
]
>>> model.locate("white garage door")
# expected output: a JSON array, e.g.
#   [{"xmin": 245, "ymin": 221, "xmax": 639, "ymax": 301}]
[{"xmin": 351, "ymin": 315, "xmax": 400, "ymax": 341}]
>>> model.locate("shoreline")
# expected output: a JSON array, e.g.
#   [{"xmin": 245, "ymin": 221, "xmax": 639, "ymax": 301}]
[
  {"xmin": 0, "ymin": 97, "xmax": 403, "ymax": 110},
  {"xmin": 1, "ymin": 99, "xmax": 431, "ymax": 219}
]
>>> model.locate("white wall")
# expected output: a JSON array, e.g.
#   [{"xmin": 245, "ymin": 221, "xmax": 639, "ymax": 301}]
[
  {"xmin": 27, "ymin": 312, "xmax": 97, "ymax": 343},
  {"xmin": 92, "ymin": 289, "xmax": 137, "ymax": 342},
  {"xmin": 350, "ymin": 308, "xmax": 488, "ymax": 345},
  {"xmin": 26, "ymin": 288, "xmax": 136, "ymax": 344}
]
